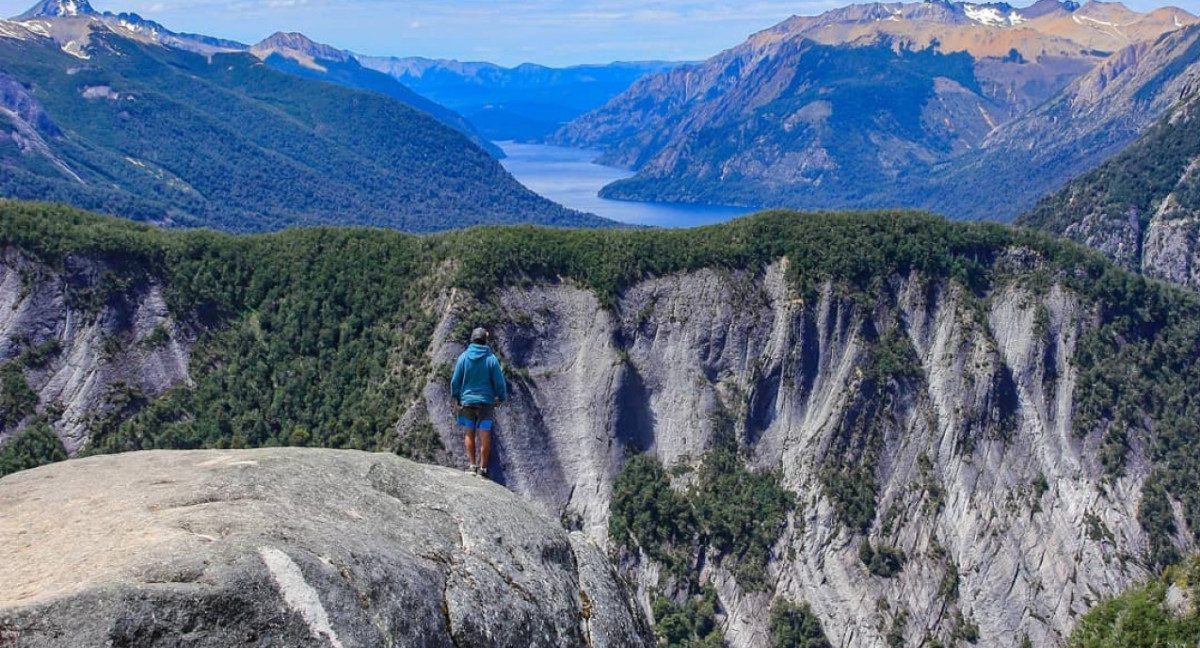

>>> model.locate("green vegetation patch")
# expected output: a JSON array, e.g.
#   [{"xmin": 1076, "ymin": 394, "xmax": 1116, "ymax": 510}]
[
  {"xmin": 693, "ymin": 445, "xmax": 796, "ymax": 590},
  {"xmin": 0, "ymin": 422, "xmax": 66, "ymax": 478},
  {"xmin": 0, "ymin": 337, "xmax": 62, "ymax": 431},
  {"xmin": 1139, "ymin": 476, "xmax": 1183, "ymax": 571},
  {"xmin": 859, "ymin": 540, "xmax": 907, "ymax": 579},
  {"xmin": 0, "ymin": 362, "xmax": 38, "ymax": 430},
  {"xmin": 609, "ymin": 446, "xmax": 795, "ymax": 592},
  {"xmin": 609, "ymin": 453, "xmax": 697, "ymax": 577},
  {"xmin": 447, "ymin": 208, "xmax": 1048, "ymax": 307},
  {"xmin": 1067, "ymin": 556, "xmax": 1200, "ymax": 648},
  {"xmin": 652, "ymin": 586, "xmax": 725, "ymax": 648},
  {"xmin": 769, "ymin": 600, "xmax": 832, "ymax": 648}
]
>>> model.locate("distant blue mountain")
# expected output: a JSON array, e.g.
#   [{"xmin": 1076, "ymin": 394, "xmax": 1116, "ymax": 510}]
[
  {"xmin": 357, "ymin": 56, "xmax": 681, "ymax": 142},
  {"xmin": 252, "ymin": 32, "xmax": 503, "ymax": 158}
]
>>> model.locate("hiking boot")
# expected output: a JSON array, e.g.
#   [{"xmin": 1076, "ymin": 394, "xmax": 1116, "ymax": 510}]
[
  {"xmin": 477, "ymin": 466, "xmax": 489, "ymax": 480},
  {"xmin": 467, "ymin": 464, "xmax": 478, "ymax": 475}
]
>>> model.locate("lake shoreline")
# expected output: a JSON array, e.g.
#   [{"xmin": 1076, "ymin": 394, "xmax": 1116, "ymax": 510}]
[{"xmin": 497, "ymin": 141, "xmax": 749, "ymax": 228}]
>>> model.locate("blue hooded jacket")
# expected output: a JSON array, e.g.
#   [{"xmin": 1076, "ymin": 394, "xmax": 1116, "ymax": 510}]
[{"xmin": 450, "ymin": 343, "xmax": 508, "ymax": 406}]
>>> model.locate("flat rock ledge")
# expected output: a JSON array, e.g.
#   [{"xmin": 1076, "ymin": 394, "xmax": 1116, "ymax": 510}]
[{"xmin": 0, "ymin": 448, "xmax": 651, "ymax": 647}]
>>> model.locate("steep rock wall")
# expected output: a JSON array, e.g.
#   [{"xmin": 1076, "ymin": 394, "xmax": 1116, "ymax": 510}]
[
  {"xmin": 406, "ymin": 259, "xmax": 1179, "ymax": 647},
  {"xmin": 0, "ymin": 240, "xmax": 1188, "ymax": 647},
  {"xmin": 0, "ymin": 246, "xmax": 189, "ymax": 453}
]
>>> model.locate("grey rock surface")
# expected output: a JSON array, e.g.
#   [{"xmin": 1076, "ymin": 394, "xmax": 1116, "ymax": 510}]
[
  {"xmin": 402, "ymin": 258, "xmax": 1182, "ymax": 648},
  {"xmin": 0, "ymin": 448, "xmax": 651, "ymax": 648},
  {"xmin": 0, "ymin": 247, "xmax": 190, "ymax": 453}
]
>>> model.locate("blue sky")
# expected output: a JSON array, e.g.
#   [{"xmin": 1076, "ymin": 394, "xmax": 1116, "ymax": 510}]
[{"xmin": 4, "ymin": 0, "xmax": 1200, "ymax": 66}]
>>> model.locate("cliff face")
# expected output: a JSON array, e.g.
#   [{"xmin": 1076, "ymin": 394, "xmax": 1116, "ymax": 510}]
[
  {"xmin": 0, "ymin": 448, "xmax": 651, "ymax": 647},
  {"xmin": 1, "ymin": 208, "xmax": 1195, "ymax": 647},
  {"xmin": 0, "ymin": 246, "xmax": 189, "ymax": 454},
  {"xmin": 404, "ymin": 261, "xmax": 1168, "ymax": 648}
]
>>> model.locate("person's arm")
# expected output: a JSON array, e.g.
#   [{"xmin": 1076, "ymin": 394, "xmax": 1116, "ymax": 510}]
[
  {"xmin": 490, "ymin": 357, "xmax": 508, "ymax": 404},
  {"xmin": 450, "ymin": 356, "xmax": 464, "ymax": 405}
]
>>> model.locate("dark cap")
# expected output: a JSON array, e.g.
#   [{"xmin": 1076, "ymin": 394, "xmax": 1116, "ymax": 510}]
[{"xmin": 470, "ymin": 327, "xmax": 489, "ymax": 343}]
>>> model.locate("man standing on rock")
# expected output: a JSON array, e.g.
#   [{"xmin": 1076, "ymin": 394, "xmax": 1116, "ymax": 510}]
[{"xmin": 450, "ymin": 328, "xmax": 508, "ymax": 478}]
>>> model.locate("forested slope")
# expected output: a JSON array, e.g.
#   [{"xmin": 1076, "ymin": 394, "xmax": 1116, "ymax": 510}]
[{"xmin": 0, "ymin": 28, "xmax": 603, "ymax": 232}]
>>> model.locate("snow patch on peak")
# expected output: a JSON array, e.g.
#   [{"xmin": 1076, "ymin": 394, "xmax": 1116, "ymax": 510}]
[
  {"xmin": 60, "ymin": 38, "xmax": 88, "ymax": 58},
  {"xmin": 0, "ymin": 19, "xmax": 36, "ymax": 40},
  {"xmin": 1072, "ymin": 13, "xmax": 1121, "ymax": 27},
  {"xmin": 56, "ymin": 0, "xmax": 85, "ymax": 15},
  {"xmin": 963, "ymin": 3, "xmax": 1024, "ymax": 26},
  {"xmin": 20, "ymin": 20, "xmax": 50, "ymax": 36},
  {"xmin": 15, "ymin": 0, "xmax": 96, "ymax": 20}
]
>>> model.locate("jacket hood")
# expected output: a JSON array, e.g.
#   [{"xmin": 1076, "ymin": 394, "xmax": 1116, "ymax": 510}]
[{"xmin": 466, "ymin": 343, "xmax": 493, "ymax": 360}]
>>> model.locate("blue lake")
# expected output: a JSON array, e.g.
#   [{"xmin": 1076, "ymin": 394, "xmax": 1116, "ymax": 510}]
[{"xmin": 497, "ymin": 141, "xmax": 750, "ymax": 228}]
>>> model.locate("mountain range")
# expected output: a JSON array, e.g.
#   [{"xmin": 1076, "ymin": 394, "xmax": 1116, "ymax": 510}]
[
  {"xmin": 0, "ymin": 0, "xmax": 609, "ymax": 232},
  {"xmin": 552, "ymin": 0, "xmax": 1200, "ymax": 220},
  {"xmin": 251, "ymin": 31, "xmax": 503, "ymax": 157},
  {"xmin": 358, "ymin": 57, "xmax": 680, "ymax": 141}
]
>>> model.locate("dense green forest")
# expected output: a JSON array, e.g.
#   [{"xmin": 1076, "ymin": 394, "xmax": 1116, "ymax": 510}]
[{"xmin": 0, "ymin": 32, "xmax": 601, "ymax": 233}]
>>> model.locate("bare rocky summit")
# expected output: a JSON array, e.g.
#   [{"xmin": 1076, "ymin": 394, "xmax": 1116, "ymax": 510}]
[{"xmin": 0, "ymin": 448, "xmax": 651, "ymax": 647}]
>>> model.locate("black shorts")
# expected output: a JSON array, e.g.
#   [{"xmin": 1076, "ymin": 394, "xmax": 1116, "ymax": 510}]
[{"xmin": 457, "ymin": 404, "xmax": 495, "ymax": 431}]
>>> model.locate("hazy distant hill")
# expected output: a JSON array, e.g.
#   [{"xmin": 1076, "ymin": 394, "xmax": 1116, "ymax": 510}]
[
  {"xmin": 0, "ymin": 1, "xmax": 607, "ymax": 232},
  {"xmin": 553, "ymin": 0, "xmax": 1197, "ymax": 218},
  {"xmin": 358, "ymin": 56, "xmax": 680, "ymax": 141}
]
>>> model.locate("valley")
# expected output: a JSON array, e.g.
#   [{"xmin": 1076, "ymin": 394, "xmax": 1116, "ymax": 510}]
[{"xmin": 359, "ymin": 57, "xmax": 680, "ymax": 142}]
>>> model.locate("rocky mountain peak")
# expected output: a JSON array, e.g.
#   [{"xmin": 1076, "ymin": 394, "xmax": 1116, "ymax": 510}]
[
  {"xmin": 15, "ymin": 0, "xmax": 96, "ymax": 20},
  {"xmin": 1022, "ymin": 0, "xmax": 1081, "ymax": 18},
  {"xmin": 252, "ymin": 31, "xmax": 351, "ymax": 65},
  {"xmin": 773, "ymin": 0, "xmax": 1176, "ymax": 39}
]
